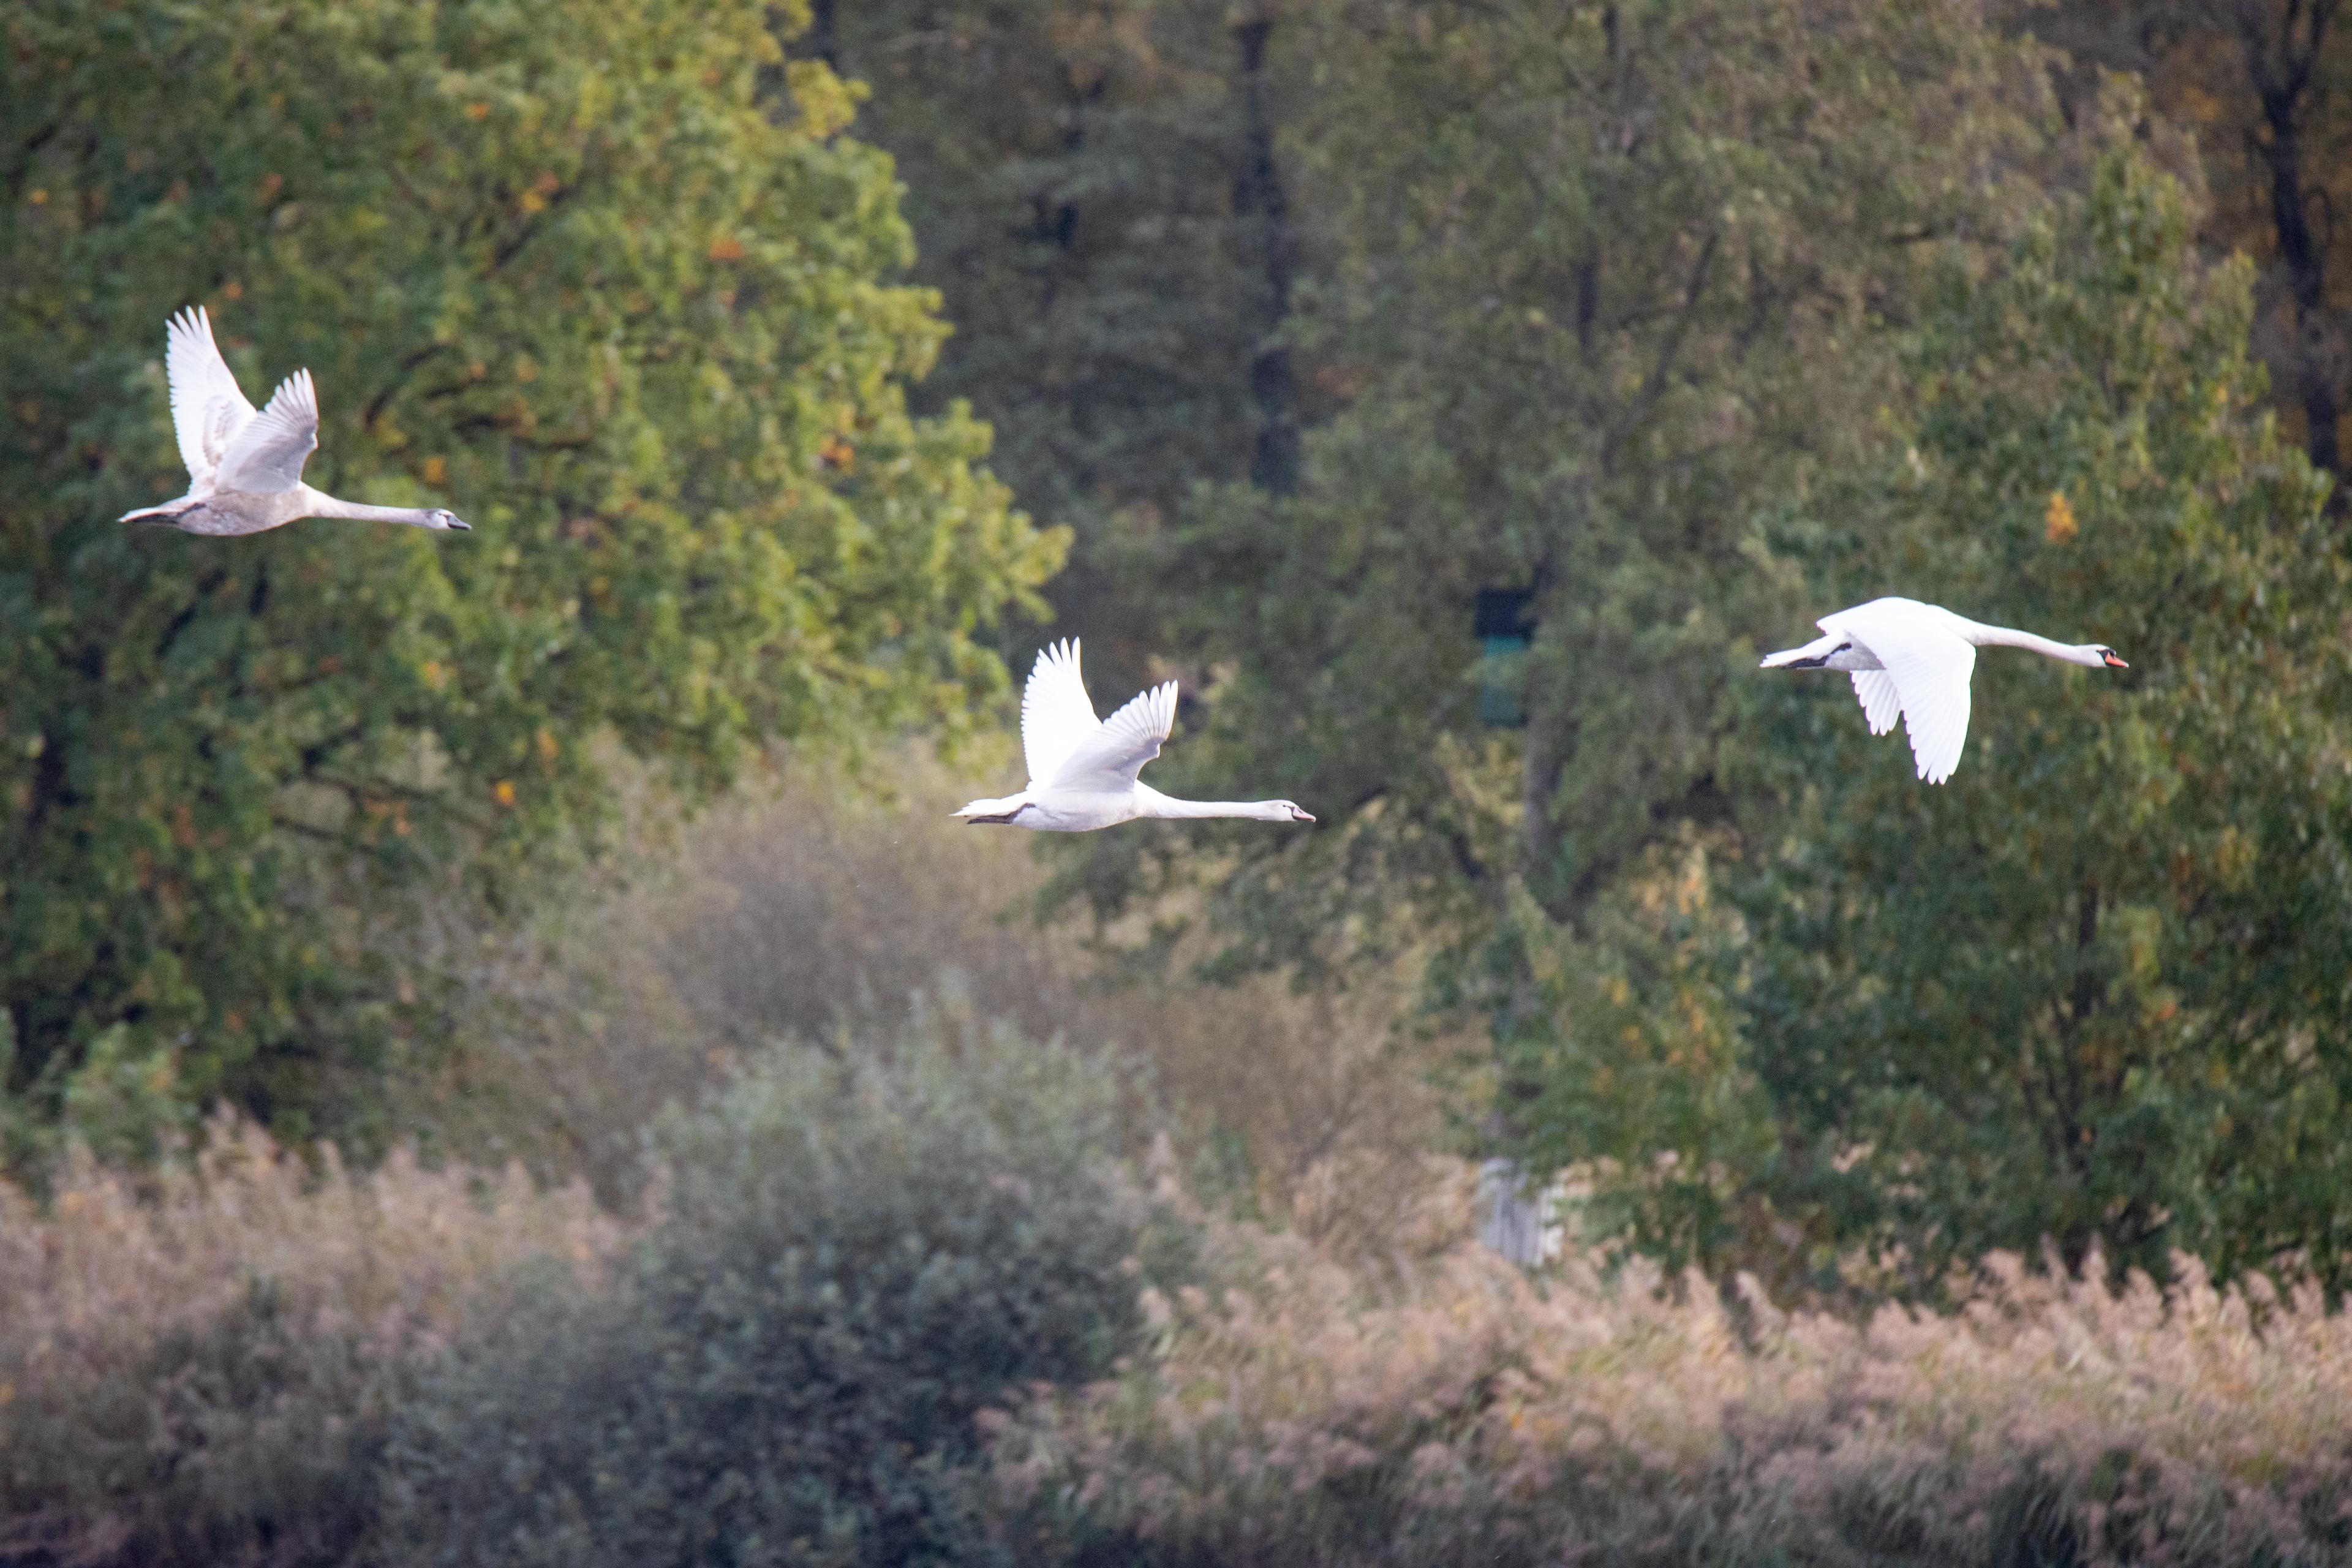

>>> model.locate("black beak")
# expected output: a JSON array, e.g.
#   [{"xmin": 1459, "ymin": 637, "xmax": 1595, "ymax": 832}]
[{"xmin": 2103, "ymin": 652, "xmax": 2128, "ymax": 668}]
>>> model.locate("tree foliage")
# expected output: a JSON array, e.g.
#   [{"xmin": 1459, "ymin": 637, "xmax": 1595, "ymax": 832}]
[
  {"xmin": 1025, "ymin": 0, "xmax": 2352, "ymax": 1287},
  {"xmin": 2042, "ymin": 0, "xmax": 2352, "ymax": 496},
  {"xmin": 1051, "ymin": 0, "xmax": 2057, "ymax": 967},
  {"xmin": 831, "ymin": 0, "xmax": 1310, "ymax": 697},
  {"xmin": 0, "ymin": 0, "xmax": 1061, "ymax": 1152},
  {"xmin": 1719, "ymin": 142, "xmax": 2352, "ymax": 1288}
]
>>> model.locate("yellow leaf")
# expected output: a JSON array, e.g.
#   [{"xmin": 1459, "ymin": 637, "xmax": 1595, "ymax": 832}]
[
  {"xmin": 2043, "ymin": 491, "xmax": 2077, "ymax": 544},
  {"xmin": 493, "ymin": 779, "xmax": 517, "ymax": 807}
]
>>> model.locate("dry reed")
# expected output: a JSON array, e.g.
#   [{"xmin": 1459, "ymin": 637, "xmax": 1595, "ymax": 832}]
[
  {"xmin": 997, "ymin": 1163, "xmax": 2352, "ymax": 1567},
  {"xmin": 0, "ymin": 1113, "xmax": 623, "ymax": 1567}
]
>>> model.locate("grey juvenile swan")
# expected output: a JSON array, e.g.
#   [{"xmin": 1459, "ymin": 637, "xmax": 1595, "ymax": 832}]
[{"xmin": 121, "ymin": 306, "xmax": 470, "ymax": 537}]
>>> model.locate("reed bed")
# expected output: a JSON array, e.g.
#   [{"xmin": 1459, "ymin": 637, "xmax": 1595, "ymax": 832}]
[
  {"xmin": 997, "ymin": 1167, "xmax": 2352, "ymax": 1567},
  {"xmin": 0, "ymin": 1114, "xmax": 621, "ymax": 1568}
]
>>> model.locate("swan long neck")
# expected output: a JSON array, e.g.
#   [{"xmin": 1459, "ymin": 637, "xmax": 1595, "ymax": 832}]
[
  {"xmin": 1956, "ymin": 620, "xmax": 2104, "ymax": 665},
  {"xmin": 1140, "ymin": 792, "xmax": 1292, "ymax": 821},
  {"xmin": 300, "ymin": 488, "xmax": 443, "ymax": 527}
]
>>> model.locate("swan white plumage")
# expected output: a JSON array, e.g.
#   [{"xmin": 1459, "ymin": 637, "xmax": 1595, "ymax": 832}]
[
  {"xmin": 1760, "ymin": 597, "xmax": 2127, "ymax": 784},
  {"xmin": 119, "ymin": 307, "xmax": 470, "ymax": 537},
  {"xmin": 953, "ymin": 638, "xmax": 1315, "ymax": 831}
]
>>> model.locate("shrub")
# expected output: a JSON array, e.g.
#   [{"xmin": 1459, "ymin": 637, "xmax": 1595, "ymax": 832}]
[
  {"xmin": 377, "ymin": 1019, "xmax": 1186, "ymax": 1568},
  {"xmin": 417, "ymin": 748, "xmax": 1447, "ymax": 1235},
  {"xmin": 0, "ymin": 1114, "xmax": 619, "ymax": 1568},
  {"xmin": 997, "ymin": 1172, "xmax": 2352, "ymax": 1568}
]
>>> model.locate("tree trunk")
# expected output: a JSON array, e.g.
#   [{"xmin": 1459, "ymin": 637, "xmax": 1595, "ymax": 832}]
[
  {"xmin": 1234, "ymin": 15, "xmax": 1300, "ymax": 496},
  {"xmin": 2241, "ymin": 0, "xmax": 2345, "ymax": 496},
  {"xmin": 807, "ymin": 0, "xmax": 838, "ymax": 68}
]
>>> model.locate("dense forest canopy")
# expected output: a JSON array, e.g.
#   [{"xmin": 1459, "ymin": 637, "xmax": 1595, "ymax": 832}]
[
  {"xmin": 833, "ymin": 0, "xmax": 2352, "ymax": 1287},
  {"xmin": 7, "ymin": 0, "xmax": 2352, "ymax": 1292}
]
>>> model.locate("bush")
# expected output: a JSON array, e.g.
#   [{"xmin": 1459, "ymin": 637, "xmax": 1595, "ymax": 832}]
[
  {"xmin": 0, "ymin": 1115, "xmax": 619, "ymax": 1568},
  {"xmin": 417, "ymin": 749, "xmax": 1447, "ymax": 1237},
  {"xmin": 997, "ymin": 1174, "xmax": 2352, "ymax": 1568},
  {"xmin": 377, "ymin": 1020, "xmax": 1186, "ymax": 1568}
]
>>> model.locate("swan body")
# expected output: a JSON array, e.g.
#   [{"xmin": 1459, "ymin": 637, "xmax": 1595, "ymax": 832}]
[
  {"xmin": 119, "ymin": 307, "xmax": 470, "ymax": 537},
  {"xmin": 1760, "ymin": 597, "xmax": 2125, "ymax": 784},
  {"xmin": 954, "ymin": 639, "xmax": 1314, "ymax": 831}
]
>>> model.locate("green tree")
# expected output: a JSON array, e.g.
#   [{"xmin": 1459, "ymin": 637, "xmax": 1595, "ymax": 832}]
[
  {"xmin": 0, "ymin": 0, "xmax": 1062, "ymax": 1156},
  {"xmin": 1727, "ymin": 140, "xmax": 2352, "ymax": 1289},
  {"xmin": 1493, "ymin": 118, "xmax": 2352, "ymax": 1292},
  {"xmin": 829, "ymin": 0, "xmax": 1311, "ymax": 696},
  {"xmin": 1033, "ymin": 0, "xmax": 2352, "ymax": 1286},
  {"xmin": 1049, "ymin": 0, "xmax": 2054, "ymax": 971},
  {"xmin": 2039, "ymin": 0, "xmax": 2352, "ymax": 503}
]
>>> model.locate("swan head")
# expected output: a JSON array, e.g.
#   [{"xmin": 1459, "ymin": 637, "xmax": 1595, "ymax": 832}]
[
  {"xmin": 427, "ymin": 508, "xmax": 470, "ymax": 532},
  {"xmin": 2090, "ymin": 644, "xmax": 2127, "ymax": 669},
  {"xmin": 1272, "ymin": 800, "xmax": 1314, "ymax": 823}
]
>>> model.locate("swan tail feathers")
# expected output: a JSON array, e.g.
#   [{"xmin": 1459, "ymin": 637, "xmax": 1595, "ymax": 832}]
[{"xmin": 1760, "ymin": 633, "xmax": 1843, "ymax": 669}]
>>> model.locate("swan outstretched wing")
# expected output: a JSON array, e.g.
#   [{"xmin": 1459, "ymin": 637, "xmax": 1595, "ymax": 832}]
[
  {"xmin": 164, "ymin": 306, "xmax": 258, "ymax": 487},
  {"xmin": 215, "ymin": 369, "xmax": 319, "ymax": 494},
  {"xmin": 1021, "ymin": 638, "xmax": 1101, "ymax": 787},
  {"xmin": 1829, "ymin": 601, "xmax": 1976, "ymax": 783},
  {"xmin": 1048, "ymin": 680, "xmax": 1177, "ymax": 792},
  {"xmin": 1850, "ymin": 671, "xmax": 1902, "ymax": 736}
]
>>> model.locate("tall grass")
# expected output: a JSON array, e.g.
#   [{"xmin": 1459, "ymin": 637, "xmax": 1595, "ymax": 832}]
[
  {"xmin": 997, "ymin": 1169, "xmax": 2352, "ymax": 1568},
  {"xmin": 0, "ymin": 1115, "xmax": 619, "ymax": 1568}
]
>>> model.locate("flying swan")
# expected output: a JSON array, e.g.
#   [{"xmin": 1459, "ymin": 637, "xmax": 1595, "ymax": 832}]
[
  {"xmin": 954, "ymin": 638, "xmax": 1315, "ymax": 831},
  {"xmin": 1760, "ymin": 597, "xmax": 2126, "ymax": 784},
  {"xmin": 120, "ymin": 307, "xmax": 469, "ymax": 537}
]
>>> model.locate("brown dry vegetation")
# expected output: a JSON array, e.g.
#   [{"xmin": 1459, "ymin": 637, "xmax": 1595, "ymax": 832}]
[
  {"xmin": 407, "ymin": 746, "xmax": 1448, "ymax": 1234},
  {"xmin": 997, "ymin": 1166, "xmax": 2352, "ymax": 1567},
  {"xmin": 0, "ymin": 1115, "xmax": 622, "ymax": 1567}
]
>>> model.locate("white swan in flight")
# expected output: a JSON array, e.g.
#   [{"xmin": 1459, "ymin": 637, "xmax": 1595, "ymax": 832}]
[
  {"xmin": 119, "ymin": 307, "xmax": 469, "ymax": 537},
  {"xmin": 1760, "ymin": 597, "xmax": 2126, "ymax": 784},
  {"xmin": 954, "ymin": 638, "xmax": 1315, "ymax": 831}
]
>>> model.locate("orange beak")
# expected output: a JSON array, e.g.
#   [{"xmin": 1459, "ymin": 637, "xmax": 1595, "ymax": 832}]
[{"xmin": 2102, "ymin": 652, "xmax": 2129, "ymax": 669}]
